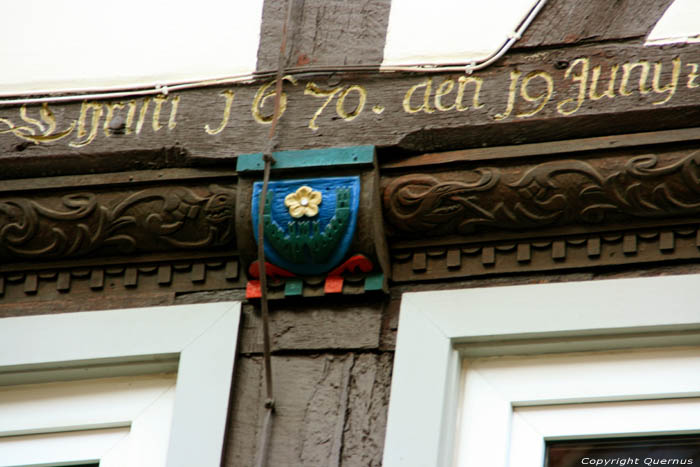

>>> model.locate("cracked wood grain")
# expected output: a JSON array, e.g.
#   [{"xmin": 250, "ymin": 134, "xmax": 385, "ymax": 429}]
[{"xmin": 515, "ymin": 0, "xmax": 675, "ymax": 48}]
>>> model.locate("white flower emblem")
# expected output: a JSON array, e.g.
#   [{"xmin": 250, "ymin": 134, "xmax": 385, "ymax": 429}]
[{"xmin": 284, "ymin": 185, "xmax": 322, "ymax": 218}]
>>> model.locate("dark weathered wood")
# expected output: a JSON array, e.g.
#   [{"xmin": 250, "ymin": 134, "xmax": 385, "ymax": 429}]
[
  {"xmin": 0, "ymin": 292, "xmax": 174, "ymax": 318},
  {"xmin": 173, "ymin": 289, "xmax": 247, "ymax": 304},
  {"xmin": 237, "ymin": 301, "xmax": 383, "ymax": 354},
  {"xmin": 223, "ymin": 353, "xmax": 392, "ymax": 467},
  {"xmin": 0, "ymin": 254, "xmax": 243, "ymax": 307},
  {"xmin": 223, "ymin": 356, "xmax": 263, "ymax": 467},
  {"xmin": 379, "ymin": 298, "xmax": 399, "ymax": 351},
  {"xmin": 181, "ymin": 292, "xmax": 391, "ymax": 466},
  {"xmin": 339, "ymin": 352, "xmax": 393, "ymax": 466},
  {"xmin": 380, "ymin": 127, "xmax": 700, "ymax": 170},
  {"xmin": 390, "ymin": 225, "xmax": 700, "ymax": 282},
  {"xmin": 0, "ymin": 147, "xmax": 195, "ymax": 180},
  {"xmin": 389, "ymin": 262, "xmax": 700, "ymax": 297},
  {"xmin": 0, "ymin": 250, "xmax": 238, "ymax": 274},
  {"xmin": 0, "ymin": 168, "xmax": 235, "ymax": 193},
  {"xmin": 256, "ymin": 0, "xmax": 391, "ymax": 72},
  {"xmin": 256, "ymin": 355, "xmax": 351, "ymax": 466},
  {"xmin": 2, "ymin": 42, "xmax": 699, "ymax": 178},
  {"xmin": 515, "ymin": 0, "xmax": 675, "ymax": 48}
]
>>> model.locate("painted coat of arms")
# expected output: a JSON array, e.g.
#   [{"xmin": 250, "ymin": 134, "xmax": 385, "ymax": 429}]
[{"xmin": 251, "ymin": 177, "xmax": 360, "ymax": 275}]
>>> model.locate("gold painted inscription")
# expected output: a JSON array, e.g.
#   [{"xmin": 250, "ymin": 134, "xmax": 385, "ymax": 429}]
[
  {"xmin": 518, "ymin": 71, "xmax": 553, "ymax": 117},
  {"xmin": 652, "ymin": 58, "xmax": 681, "ymax": 105},
  {"xmin": 589, "ymin": 64, "xmax": 618, "ymax": 100},
  {"xmin": 404, "ymin": 76, "xmax": 485, "ymax": 115},
  {"xmin": 687, "ymin": 64, "xmax": 700, "ymax": 89},
  {"xmin": 0, "ymin": 94, "xmax": 179, "ymax": 147},
  {"xmin": 494, "ymin": 71, "xmax": 521, "ymax": 121},
  {"xmin": 305, "ymin": 83, "xmax": 343, "ymax": 130},
  {"xmin": 71, "ymin": 102, "xmax": 104, "ymax": 148},
  {"xmin": 336, "ymin": 85, "xmax": 366, "ymax": 121},
  {"xmin": 103, "ymin": 102, "xmax": 125, "ymax": 137},
  {"xmin": 0, "ymin": 55, "xmax": 697, "ymax": 149},
  {"xmin": 403, "ymin": 78, "xmax": 435, "ymax": 114},
  {"xmin": 135, "ymin": 98, "xmax": 150, "ymax": 135},
  {"xmin": 205, "ymin": 90, "xmax": 235, "ymax": 135},
  {"xmin": 456, "ymin": 76, "xmax": 484, "ymax": 111},
  {"xmin": 152, "ymin": 95, "xmax": 168, "ymax": 132},
  {"xmin": 620, "ymin": 61, "xmax": 651, "ymax": 96},
  {"xmin": 0, "ymin": 103, "xmax": 76, "ymax": 143},
  {"xmin": 125, "ymin": 100, "xmax": 138, "ymax": 135},
  {"xmin": 305, "ymin": 82, "xmax": 368, "ymax": 130},
  {"xmin": 434, "ymin": 79, "xmax": 455, "ymax": 111},
  {"xmin": 168, "ymin": 96, "xmax": 180, "ymax": 130},
  {"xmin": 252, "ymin": 76, "xmax": 297, "ymax": 124},
  {"xmin": 557, "ymin": 58, "xmax": 588, "ymax": 115}
]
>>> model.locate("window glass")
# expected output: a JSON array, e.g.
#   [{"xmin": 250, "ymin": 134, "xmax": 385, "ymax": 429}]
[{"xmin": 547, "ymin": 436, "xmax": 700, "ymax": 467}]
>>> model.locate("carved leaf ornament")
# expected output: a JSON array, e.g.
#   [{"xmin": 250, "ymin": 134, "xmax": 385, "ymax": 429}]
[
  {"xmin": 0, "ymin": 185, "xmax": 236, "ymax": 260},
  {"xmin": 383, "ymin": 151, "xmax": 700, "ymax": 236}
]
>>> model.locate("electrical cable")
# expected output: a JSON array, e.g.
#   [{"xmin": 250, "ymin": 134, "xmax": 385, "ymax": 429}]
[
  {"xmin": 253, "ymin": 1, "xmax": 294, "ymax": 466},
  {"xmin": 0, "ymin": 0, "xmax": 547, "ymax": 107},
  {"xmin": 253, "ymin": 153, "xmax": 275, "ymax": 467}
]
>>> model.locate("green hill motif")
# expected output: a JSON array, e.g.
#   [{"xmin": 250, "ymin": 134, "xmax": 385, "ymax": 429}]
[{"xmin": 263, "ymin": 188, "xmax": 351, "ymax": 264}]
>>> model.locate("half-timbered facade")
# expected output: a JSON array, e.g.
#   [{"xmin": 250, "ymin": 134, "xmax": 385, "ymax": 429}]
[{"xmin": 1, "ymin": 0, "xmax": 700, "ymax": 465}]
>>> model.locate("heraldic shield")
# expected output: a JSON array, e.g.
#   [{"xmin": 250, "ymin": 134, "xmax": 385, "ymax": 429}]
[{"xmin": 251, "ymin": 177, "xmax": 361, "ymax": 275}]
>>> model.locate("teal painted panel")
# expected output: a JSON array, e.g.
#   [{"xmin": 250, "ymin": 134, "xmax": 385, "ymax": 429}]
[
  {"xmin": 364, "ymin": 273, "xmax": 384, "ymax": 291},
  {"xmin": 284, "ymin": 279, "xmax": 304, "ymax": 296},
  {"xmin": 236, "ymin": 145, "xmax": 374, "ymax": 172}
]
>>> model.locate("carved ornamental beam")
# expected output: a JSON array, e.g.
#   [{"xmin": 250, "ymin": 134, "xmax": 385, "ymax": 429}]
[
  {"xmin": 382, "ymin": 142, "xmax": 700, "ymax": 281},
  {"xmin": 3, "ymin": 136, "xmax": 700, "ymax": 297},
  {"xmin": 383, "ymin": 147, "xmax": 700, "ymax": 239},
  {"xmin": 0, "ymin": 171, "xmax": 236, "ymax": 262},
  {"xmin": 1, "ymin": 42, "xmax": 699, "ymax": 176}
]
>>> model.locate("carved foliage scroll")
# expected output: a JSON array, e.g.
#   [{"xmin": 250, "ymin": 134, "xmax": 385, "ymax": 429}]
[
  {"xmin": 383, "ymin": 150, "xmax": 700, "ymax": 237},
  {"xmin": 0, "ymin": 185, "xmax": 236, "ymax": 260}
]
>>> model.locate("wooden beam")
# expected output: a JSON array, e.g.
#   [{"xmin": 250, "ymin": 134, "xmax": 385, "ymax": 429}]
[
  {"xmin": 380, "ymin": 127, "xmax": 700, "ymax": 170},
  {"xmin": 514, "ymin": 0, "xmax": 675, "ymax": 49},
  {"xmin": 256, "ymin": 0, "xmax": 391, "ymax": 72},
  {"xmin": 1, "ymin": 42, "xmax": 699, "ymax": 175}
]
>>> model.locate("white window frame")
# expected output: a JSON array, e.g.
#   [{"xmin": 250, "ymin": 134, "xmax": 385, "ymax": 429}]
[
  {"xmin": 0, "ymin": 302, "xmax": 241, "ymax": 467},
  {"xmin": 382, "ymin": 274, "xmax": 700, "ymax": 467},
  {"xmin": 0, "ymin": 427, "xmax": 132, "ymax": 467},
  {"xmin": 508, "ymin": 397, "xmax": 700, "ymax": 467},
  {"xmin": 459, "ymin": 348, "xmax": 700, "ymax": 467},
  {"xmin": 0, "ymin": 374, "xmax": 178, "ymax": 467}
]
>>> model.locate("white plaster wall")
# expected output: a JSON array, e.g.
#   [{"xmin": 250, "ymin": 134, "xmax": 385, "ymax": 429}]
[
  {"xmin": 5, "ymin": 0, "xmax": 695, "ymax": 95},
  {"xmin": 1, "ymin": 0, "xmax": 264, "ymax": 95},
  {"xmin": 382, "ymin": 0, "xmax": 540, "ymax": 67},
  {"xmin": 647, "ymin": 0, "xmax": 700, "ymax": 45},
  {"xmin": 384, "ymin": 0, "xmax": 700, "ymax": 65}
]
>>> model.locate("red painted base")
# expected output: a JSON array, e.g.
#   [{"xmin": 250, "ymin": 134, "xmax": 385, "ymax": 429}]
[{"xmin": 245, "ymin": 254, "xmax": 374, "ymax": 299}]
